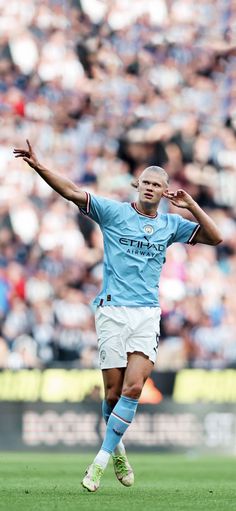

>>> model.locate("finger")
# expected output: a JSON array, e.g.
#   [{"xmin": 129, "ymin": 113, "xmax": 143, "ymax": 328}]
[
  {"xmin": 163, "ymin": 195, "xmax": 175, "ymax": 201},
  {"xmin": 163, "ymin": 191, "xmax": 175, "ymax": 197},
  {"xmin": 13, "ymin": 148, "xmax": 27, "ymax": 153},
  {"xmin": 23, "ymin": 157, "xmax": 34, "ymax": 166},
  {"xmin": 26, "ymin": 139, "xmax": 32, "ymax": 152},
  {"xmin": 13, "ymin": 152, "xmax": 29, "ymax": 157},
  {"xmin": 169, "ymin": 200, "xmax": 180, "ymax": 206},
  {"xmin": 163, "ymin": 194, "xmax": 177, "ymax": 201},
  {"xmin": 14, "ymin": 151, "xmax": 30, "ymax": 157}
]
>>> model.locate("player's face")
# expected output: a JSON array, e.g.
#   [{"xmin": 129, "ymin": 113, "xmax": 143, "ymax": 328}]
[{"xmin": 138, "ymin": 171, "xmax": 168, "ymax": 206}]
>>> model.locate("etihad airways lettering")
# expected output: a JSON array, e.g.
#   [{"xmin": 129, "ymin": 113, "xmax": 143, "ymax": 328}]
[{"xmin": 119, "ymin": 237, "xmax": 165, "ymax": 252}]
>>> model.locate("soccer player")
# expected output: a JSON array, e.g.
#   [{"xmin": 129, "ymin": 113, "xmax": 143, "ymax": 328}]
[{"xmin": 13, "ymin": 140, "xmax": 222, "ymax": 491}]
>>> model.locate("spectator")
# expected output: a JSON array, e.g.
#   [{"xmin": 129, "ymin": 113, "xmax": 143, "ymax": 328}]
[{"xmin": 0, "ymin": 0, "xmax": 236, "ymax": 370}]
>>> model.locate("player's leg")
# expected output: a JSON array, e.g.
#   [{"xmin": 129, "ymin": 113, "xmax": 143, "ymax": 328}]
[
  {"xmin": 95, "ymin": 304, "xmax": 130, "ymax": 456},
  {"xmin": 82, "ymin": 353, "xmax": 153, "ymax": 491},
  {"xmin": 102, "ymin": 367, "xmax": 124, "ymax": 419},
  {"xmin": 102, "ymin": 368, "xmax": 134, "ymax": 486},
  {"xmin": 102, "ymin": 367, "xmax": 126, "ymax": 453},
  {"xmin": 82, "ymin": 306, "xmax": 158, "ymax": 492},
  {"xmin": 122, "ymin": 351, "xmax": 153, "ymax": 398},
  {"xmin": 96, "ymin": 352, "xmax": 153, "ymax": 459},
  {"xmin": 83, "ymin": 367, "xmax": 132, "ymax": 490},
  {"xmin": 82, "ymin": 304, "xmax": 128, "ymax": 494}
]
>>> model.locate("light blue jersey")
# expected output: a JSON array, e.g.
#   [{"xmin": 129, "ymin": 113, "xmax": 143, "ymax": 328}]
[{"xmin": 80, "ymin": 194, "xmax": 200, "ymax": 307}]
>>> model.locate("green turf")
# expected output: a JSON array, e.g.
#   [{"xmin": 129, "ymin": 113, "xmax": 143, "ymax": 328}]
[{"xmin": 1, "ymin": 452, "xmax": 236, "ymax": 511}]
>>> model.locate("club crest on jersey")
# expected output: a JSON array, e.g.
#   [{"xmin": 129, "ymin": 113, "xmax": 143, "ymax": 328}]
[{"xmin": 143, "ymin": 225, "xmax": 154, "ymax": 235}]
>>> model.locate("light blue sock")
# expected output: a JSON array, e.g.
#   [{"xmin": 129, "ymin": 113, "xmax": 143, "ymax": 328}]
[
  {"xmin": 101, "ymin": 395, "xmax": 138, "ymax": 454},
  {"xmin": 102, "ymin": 399, "xmax": 126, "ymax": 455},
  {"xmin": 102, "ymin": 399, "xmax": 113, "ymax": 424}
]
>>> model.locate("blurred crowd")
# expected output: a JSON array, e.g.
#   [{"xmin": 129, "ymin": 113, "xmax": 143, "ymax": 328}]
[{"xmin": 0, "ymin": 0, "xmax": 236, "ymax": 371}]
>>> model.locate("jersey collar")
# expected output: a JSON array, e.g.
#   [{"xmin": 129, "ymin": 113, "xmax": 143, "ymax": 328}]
[{"xmin": 131, "ymin": 202, "xmax": 158, "ymax": 218}]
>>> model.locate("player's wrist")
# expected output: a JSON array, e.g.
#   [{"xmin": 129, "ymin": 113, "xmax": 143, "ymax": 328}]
[
  {"xmin": 35, "ymin": 162, "xmax": 45, "ymax": 172},
  {"xmin": 186, "ymin": 200, "xmax": 198, "ymax": 213}
]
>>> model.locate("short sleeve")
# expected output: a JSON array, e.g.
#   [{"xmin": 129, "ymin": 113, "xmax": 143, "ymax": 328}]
[
  {"xmin": 171, "ymin": 214, "xmax": 200, "ymax": 245},
  {"xmin": 79, "ymin": 193, "xmax": 120, "ymax": 226}
]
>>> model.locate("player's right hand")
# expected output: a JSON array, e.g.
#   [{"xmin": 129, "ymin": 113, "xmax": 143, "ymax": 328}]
[{"xmin": 13, "ymin": 139, "xmax": 39, "ymax": 169}]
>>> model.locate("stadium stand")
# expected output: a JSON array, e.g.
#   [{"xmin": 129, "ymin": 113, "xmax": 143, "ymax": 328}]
[{"xmin": 0, "ymin": 0, "xmax": 236, "ymax": 370}]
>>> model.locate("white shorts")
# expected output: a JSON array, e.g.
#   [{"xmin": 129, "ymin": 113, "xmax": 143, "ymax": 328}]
[{"xmin": 95, "ymin": 305, "xmax": 161, "ymax": 369}]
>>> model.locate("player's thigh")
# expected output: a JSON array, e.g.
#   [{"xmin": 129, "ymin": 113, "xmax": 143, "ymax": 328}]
[
  {"xmin": 122, "ymin": 352, "xmax": 153, "ymax": 392},
  {"xmin": 102, "ymin": 368, "xmax": 125, "ymax": 402}
]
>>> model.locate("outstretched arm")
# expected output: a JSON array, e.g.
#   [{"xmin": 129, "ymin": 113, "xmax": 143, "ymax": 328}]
[
  {"xmin": 163, "ymin": 189, "xmax": 222, "ymax": 245},
  {"xmin": 13, "ymin": 140, "xmax": 87, "ymax": 208}
]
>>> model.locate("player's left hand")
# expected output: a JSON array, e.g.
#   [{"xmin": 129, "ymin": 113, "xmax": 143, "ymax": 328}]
[{"xmin": 162, "ymin": 189, "xmax": 195, "ymax": 209}]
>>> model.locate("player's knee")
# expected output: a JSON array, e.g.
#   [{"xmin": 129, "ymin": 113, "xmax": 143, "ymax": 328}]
[
  {"xmin": 106, "ymin": 389, "xmax": 120, "ymax": 408},
  {"xmin": 122, "ymin": 382, "xmax": 143, "ymax": 399}
]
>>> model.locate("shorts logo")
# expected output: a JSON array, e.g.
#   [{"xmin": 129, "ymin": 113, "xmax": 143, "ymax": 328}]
[
  {"xmin": 100, "ymin": 350, "xmax": 106, "ymax": 362},
  {"xmin": 144, "ymin": 225, "xmax": 154, "ymax": 235}
]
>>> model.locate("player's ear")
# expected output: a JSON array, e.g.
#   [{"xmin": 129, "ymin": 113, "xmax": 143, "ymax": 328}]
[{"xmin": 131, "ymin": 179, "xmax": 138, "ymax": 189}]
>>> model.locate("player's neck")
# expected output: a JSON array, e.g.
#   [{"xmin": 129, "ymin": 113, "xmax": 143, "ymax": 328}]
[{"xmin": 135, "ymin": 200, "xmax": 158, "ymax": 217}]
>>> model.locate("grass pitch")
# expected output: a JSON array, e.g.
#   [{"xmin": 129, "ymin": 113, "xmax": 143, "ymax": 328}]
[{"xmin": 1, "ymin": 452, "xmax": 236, "ymax": 511}]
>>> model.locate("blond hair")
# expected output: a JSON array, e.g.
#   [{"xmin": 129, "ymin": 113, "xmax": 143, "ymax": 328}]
[{"xmin": 131, "ymin": 165, "xmax": 169, "ymax": 188}]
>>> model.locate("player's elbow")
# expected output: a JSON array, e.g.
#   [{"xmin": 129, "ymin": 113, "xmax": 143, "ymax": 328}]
[
  {"xmin": 211, "ymin": 233, "xmax": 223, "ymax": 245},
  {"xmin": 214, "ymin": 236, "xmax": 223, "ymax": 245},
  {"xmin": 205, "ymin": 236, "xmax": 223, "ymax": 246},
  {"xmin": 201, "ymin": 229, "xmax": 223, "ymax": 246}
]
